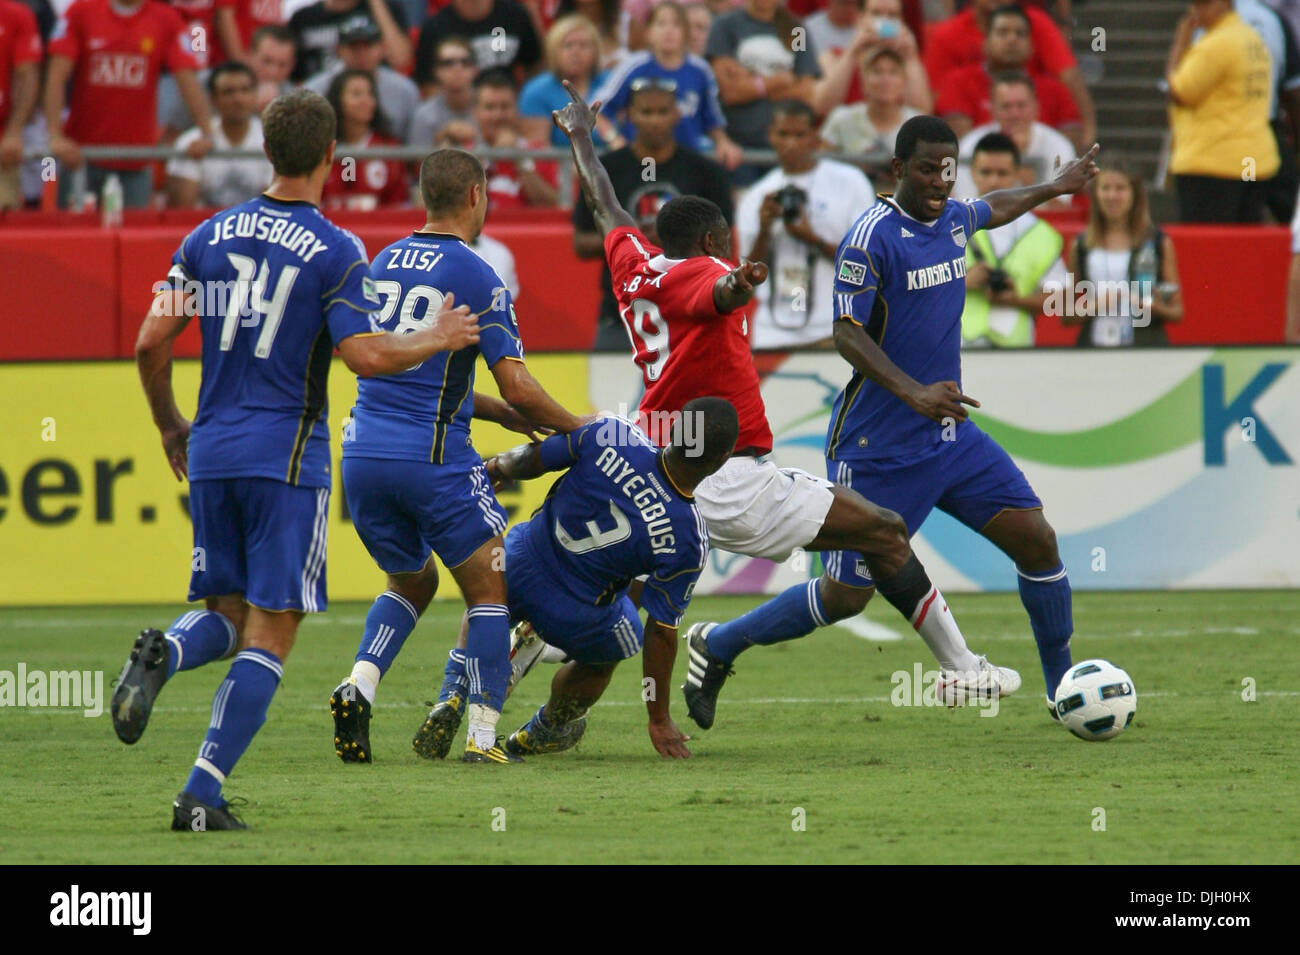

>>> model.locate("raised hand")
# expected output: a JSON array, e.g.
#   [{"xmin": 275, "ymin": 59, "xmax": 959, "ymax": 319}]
[
  {"xmin": 1053, "ymin": 143, "xmax": 1100, "ymax": 196},
  {"xmin": 552, "ymin": 79, "xmax": 601, "ymax": 140}
]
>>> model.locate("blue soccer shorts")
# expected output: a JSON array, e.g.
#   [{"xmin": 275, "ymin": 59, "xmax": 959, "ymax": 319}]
[
  {"xmin": 504, "ymin": 524, "xmax": 644, "ymax": 665},
  {"xmin": 822, "ymin": 422, "xmax": 1042, "ymax": 587},
  {"xmin": 188, "ymin": 477, "xmax": 330, "ymax": 612},
  {"xmin": 343, "ymin": 456, "xmax": 508, "ymax": 574}
]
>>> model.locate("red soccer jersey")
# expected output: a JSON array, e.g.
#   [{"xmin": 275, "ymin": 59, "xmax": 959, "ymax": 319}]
[
  {"xmin": 50, "ymin": 0, "xmax": 200, "ymax": 167},
  {"xmin": 215, "ymin": 0, "xmax": 283, "ymax": 50},
  {"xmin": 0, "ymin": 0, "xmax": 42, "ymax": 129},
  {"xmin": 605, "ymin": 226, "xmax": 773, "ymax": 455},
  {"xmin": 923, "ymin": 7, "xmax": 1075, "ymax": 93},
  {"xmin": 935, "ymin": 64, "xmax": 1081, "ymax": 130},
  {"xmin": 321, "ymin": 132, "xmax": 411, "ymax": 211},
  {"xmin": 484, "ymin": 146, "xmax": 559, "ymax": 211},
  {"xmin": 167, "ymin": 0, "xmax": 223, "ymax": 66}
]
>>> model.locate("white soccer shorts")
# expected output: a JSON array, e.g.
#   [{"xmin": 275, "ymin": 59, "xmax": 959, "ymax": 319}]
[{"xmin": 693, "ymin": 455, "xmax": 835, "ymax": 562}]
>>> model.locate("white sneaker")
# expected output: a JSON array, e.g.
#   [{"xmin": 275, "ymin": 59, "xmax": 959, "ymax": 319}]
[
  {"xmin": 938, "ymin": 655, "xmax": 1022, "ymax": 706},
  {"xmin": 507, "ymin": 621, "xmax": 565, "ymax": 690}
]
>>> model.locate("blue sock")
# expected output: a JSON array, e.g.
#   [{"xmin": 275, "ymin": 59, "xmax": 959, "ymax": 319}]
[
  {"xmin": 354, "ymin": 591, "xmax": 420, "ymax": 680},
  {"xmin": 437, "ymin": 649, "xmax": 468, "ymax": 704},
  {"xmin": 183, "ymin": 648, "xmax": 283, "ymax": 807},
  {"xmin": 706, "ymin": 579, "xmax": 828, "ymax": 663},
  {"xmin": 464, "ymin": 604, "xmax": 511, "ymax": 712},
  {"xmin": 1018, "ymin": 563, "xmax": 1074, "ymax": 697},
  {"xmin": 164, "ymin": 610, "xmax": 237, "ymax": 679}
]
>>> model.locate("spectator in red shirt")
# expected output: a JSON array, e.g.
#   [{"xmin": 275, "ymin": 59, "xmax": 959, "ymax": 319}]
[
  {"xmin": 925, "ymin": 0, "xmax": 1094, "ymax": 145},
  {"xmin": 321, "ymin": 67, "xmax": 410, "ymax": 209},
  {"xmin": 168, "ymin": 0, "xmax": 227, "ymax": 67},
  {"xmin": 934, "ymin": 3, "xmax": 1080, "ymax": 147},
  {"xmin": 214, "ymin": 0, "xmax": 286, "ymax": 63},
  {"xmin": 437, "ymin": 68, "xmax": 559, "ymax": 208},
  {"xmin": 46, "ymin": 0, "xmax": 214, "ymax": 209},
  {"xmin": 0, "ymin": 0, "xmax": 41, "ymax": 209}
]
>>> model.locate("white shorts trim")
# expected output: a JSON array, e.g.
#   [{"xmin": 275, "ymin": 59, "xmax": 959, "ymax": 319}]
[{"xmin": 693, "ymin": 455, "xmax": 834, "ymax": 562}]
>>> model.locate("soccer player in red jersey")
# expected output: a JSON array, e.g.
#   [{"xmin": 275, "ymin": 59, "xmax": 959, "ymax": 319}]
[
  {"xmin": 553, "ymin": 81, "xmax": 1020, "ymax": 732},
  {"xmin": 0, "ymin": 0, "xmax": 42, "ymax": 209},
  {"xmin": 46, "ymin": 0, "xmax": 214, "ymax": 208}
]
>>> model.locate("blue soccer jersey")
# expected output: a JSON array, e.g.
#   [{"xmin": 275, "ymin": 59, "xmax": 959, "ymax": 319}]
[
  {"xmin": 518, "ymin": 417, "xmax": 708, "ymax": 629},
  {"xmin": 343, "ymin": 231, "xmax": 524, "ymax": 466},
  {"xmin": 826, "ymin": 196, "xmax": 992, "ymax": 463},
  {"xmin": 168, "ymin": 195, "xmax": 380, "ymax": 489}
]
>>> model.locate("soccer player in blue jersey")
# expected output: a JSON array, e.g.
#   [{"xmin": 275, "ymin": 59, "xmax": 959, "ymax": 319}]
[
  {"xmin": 330, "ymin": 147, "xmax": 588, "ymax": 765},
  {"xmin": 825, "ymin": 116, "xmax": 1100, "ymax": 716},
  {"xmin": 116, "ymin": 89, "xmax": 481, "ymax": 831},
  {"xmin": 417, "ymin": 397, "xmax": 738, "ymax": 760}
]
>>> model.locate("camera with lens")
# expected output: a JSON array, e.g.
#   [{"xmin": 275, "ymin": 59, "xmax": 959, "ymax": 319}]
[
  {"xmin": 986, "ymin": 267, "xmax": 1012, "ymax": 293},
  {"xmin": 774, "ymin": 184, "xmax": 809, "ymax": 223}
]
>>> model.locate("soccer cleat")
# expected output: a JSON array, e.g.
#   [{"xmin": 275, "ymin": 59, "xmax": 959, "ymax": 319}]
[
  {"xmin": 938, "ymin": 655, "xmax": 1022, "ymax": 707},
  {"xmin": 462, "ymin": 737, "xmax": 523, "ymax": 764},
  {"xmin": 171, "ymin": 792, "xmax": 248, "ymax": 831},
  {"xmin": 507, "ymin": 620, "xmax": 545, "ymax": 692},
  {"xmin": 505, "ymin": 705, "xmax": 588, "ymax": 756},
  {"xmin": 1046, "ymin": 695, "xmax": 1061, "ymax": 722},
  {"xmin": 681, "ymin": 622, "xmax": 733, "ymax": 730},
  {"xmin": 412, "ymin": 694, "xmax": 465, "ymax": 760},
  {"xmin": 330, "ymin": 678, "xmax": 372, "ymax": 763},
  {"xmin": 111, "ymin": 628, "xmax": 171, "ymax": 745}
]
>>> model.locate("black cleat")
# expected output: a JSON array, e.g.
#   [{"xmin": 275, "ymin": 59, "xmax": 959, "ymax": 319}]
[
  {"xmin": 412, "ymin": 694, "xmax": 464, "ymax": 760},
  {"xmin": 1047, "ymin": 695, "xmax": 1061, "ymax": 722},
  {"xmin": 681, "ymin": 622, "xmax": 733, "ymax": 730},
  {"xmin": 171, "ymin": 792, "xmax": 249, "ymax": 831},
  {"xmin": 111, "ymin": 628, "xmax": 170, "ymax": 745},
  {"xmin": 330, "ymin": 678, "xmax": 373, "ymax": 763}
]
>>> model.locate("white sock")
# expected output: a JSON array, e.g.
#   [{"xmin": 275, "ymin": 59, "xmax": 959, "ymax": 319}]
[
  {"xmin": 912, "ymin": 586, "xmax": 979, "ymax": 673},
  {"xmin": 467, "ymin": 702, "xmax": 500, "ymax": 750},
  {"xmin": 348, "ymin": 662, "xmax": 380, "ymax": 704},
  {"xmin": 539, "ymin": 642, "xmax": 567, "ymax": 664}
]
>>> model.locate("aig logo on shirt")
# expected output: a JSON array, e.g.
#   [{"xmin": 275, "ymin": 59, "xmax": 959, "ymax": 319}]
[{"xmin": 89, "ymin": 52, "xmax": 149, "ymax": 89}]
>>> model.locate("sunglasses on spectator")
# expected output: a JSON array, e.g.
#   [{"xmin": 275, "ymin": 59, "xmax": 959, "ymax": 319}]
[
  {"xmin": 629, "ymin": 77, "xmax": 678, "ymax": 93},
  {"xmin": 438, "ymin": 56, "xmax": 474, "ymax": 68}
]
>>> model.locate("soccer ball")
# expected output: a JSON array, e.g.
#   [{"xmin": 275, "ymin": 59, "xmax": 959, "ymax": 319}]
[{"xmin": 1053, "ymin": 659, "xmax": 1137, "ymax": 741}]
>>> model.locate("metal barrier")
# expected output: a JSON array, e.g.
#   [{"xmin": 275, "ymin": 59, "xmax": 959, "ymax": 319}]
[{"xmin": 22, "ymin": 144, "xmax": 894, "ymax": 211}]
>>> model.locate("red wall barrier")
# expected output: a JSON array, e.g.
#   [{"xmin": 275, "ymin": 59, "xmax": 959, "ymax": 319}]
[{"xmin": 0, "ymin": 214, "xmax": 1288, "ymax": 360}]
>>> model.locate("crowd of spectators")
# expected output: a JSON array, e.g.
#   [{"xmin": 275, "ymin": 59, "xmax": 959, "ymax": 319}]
[{"xmin": 2, "ymin": 1, "xmax": 1299, "ymax": 345}]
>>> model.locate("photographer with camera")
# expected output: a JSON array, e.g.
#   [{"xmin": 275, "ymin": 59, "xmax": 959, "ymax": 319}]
[
  {"xmin": 960, "ymin": 132, "xmax": 1067, "ymax": 348},
  {"xmin": 737, "ymin": 99, "xmax": 876, "ymax": 349}
]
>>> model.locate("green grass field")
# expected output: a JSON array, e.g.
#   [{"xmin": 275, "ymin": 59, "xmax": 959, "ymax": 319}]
[{"xmin": 2, "ymin": 591, "xmax": 1298, "ymax": 864}]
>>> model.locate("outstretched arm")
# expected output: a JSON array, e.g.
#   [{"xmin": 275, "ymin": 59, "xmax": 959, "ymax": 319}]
[
  {"xmin": 713, "ymin": 260, "xmax": 769, "ymax": 314},
  {"xmin": 981, "ymin": 144, "xmax": 1100, "ymax": 230},
  {"xmin": 553, "ymin": 79, "xmax": 635, "ymax": 238},
  {"xmin": 643, "ymin": 618, "xmax": 690, "ymax": 759}
]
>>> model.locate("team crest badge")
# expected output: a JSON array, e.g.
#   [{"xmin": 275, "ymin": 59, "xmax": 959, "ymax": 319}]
[
  {"xmin": 950, "ymin": 224, "xmax": 967, "ymax": 249},
  {"xmin": 837, "ymin": 260, "xmax": 866, "ymax": 287}
]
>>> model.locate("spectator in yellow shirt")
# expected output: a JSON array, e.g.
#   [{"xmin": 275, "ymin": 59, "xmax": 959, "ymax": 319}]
[{"xmin": 1166, "ymin": 0, "xmax": 1279, "ymax": 222}]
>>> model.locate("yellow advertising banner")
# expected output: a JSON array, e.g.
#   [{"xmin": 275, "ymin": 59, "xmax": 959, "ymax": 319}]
[{"xmin": 0, "ymin": 357, "xmax": 593, "ymax": 605}]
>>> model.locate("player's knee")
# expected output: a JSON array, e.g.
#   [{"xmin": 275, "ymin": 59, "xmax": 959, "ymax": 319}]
[
  {"xmin": 819, "ymin": 577, "xmax": 873, "ymax": 621},
  {"xmin": 1022, "ymin": 520, "xmax": 1060, "ymax": 570},
  {"xmin": 856, "ymin": 506, "xmax": 909, "ymax": 575},
  {"xmin": 390, "ymin": 562, "xmax": 438, "ymax": 612}
]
